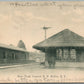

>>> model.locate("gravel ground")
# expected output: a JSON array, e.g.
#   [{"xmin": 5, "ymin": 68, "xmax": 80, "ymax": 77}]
[{"xmin": 0, "ymin": 62, "xmax": 84, "ymax": 83}]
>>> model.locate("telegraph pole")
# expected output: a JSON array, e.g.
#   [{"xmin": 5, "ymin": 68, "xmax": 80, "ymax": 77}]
[
  {"xmin": 43, "ymin": 26, "xmax": 51, "ymax": 40},
  {"xmin": 42, "ymin": 26, "xmax": 51, "ymax": 67}
]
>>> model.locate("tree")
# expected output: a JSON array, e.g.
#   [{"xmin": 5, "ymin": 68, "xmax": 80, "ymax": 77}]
[{"xmin": 17, "ymin": 40, "xmax": 26, "ymax": 50}]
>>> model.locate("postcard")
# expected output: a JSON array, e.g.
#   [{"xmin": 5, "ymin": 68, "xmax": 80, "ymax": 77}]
[{"xmin": 0, "ymin": 1, "xmax": 84, "ymax": 83}]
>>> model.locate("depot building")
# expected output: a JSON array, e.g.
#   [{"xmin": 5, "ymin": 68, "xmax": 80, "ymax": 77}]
[{"xmin": 33, "ymin": 29, "xmax": 84, "ymax": 62}]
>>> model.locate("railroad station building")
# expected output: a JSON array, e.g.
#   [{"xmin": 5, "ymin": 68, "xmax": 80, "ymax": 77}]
[
  {"xmin": 0, "ymin": 40, "xmax": 29, "ymax": 63},
  {"xmin": 33, "ymin": 29, "xmax": 84, "ymax": 65}
]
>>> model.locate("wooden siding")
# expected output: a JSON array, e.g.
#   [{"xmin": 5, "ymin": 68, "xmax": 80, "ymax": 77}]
[{"xmin": 0, "ymin": 48, "xmax": 29, "ymax": 63}]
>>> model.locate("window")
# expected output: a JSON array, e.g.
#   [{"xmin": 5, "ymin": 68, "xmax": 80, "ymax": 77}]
[
  {"xmin": 63, "ymin": 49, "xmax": 69, "ymax": 60},
  {"xmin": 56, "ymin": 49, "xmax": 62, "ymax": 60},
  {"xmin": 11, "ymin": 53, "xmax": 15, "ymax": 60},
  {"xmin": 3, "ymin": 52, "xmax": 7, "ymax": 59},
  {"xmin": 70, "ymin": 49, "xmax": 76, "ymax": 60}
]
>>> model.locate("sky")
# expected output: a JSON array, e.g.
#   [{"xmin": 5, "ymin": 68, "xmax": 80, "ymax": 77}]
[{"xmin": 0, "ymin": 1, "xmax": 84, "ymax": 51}]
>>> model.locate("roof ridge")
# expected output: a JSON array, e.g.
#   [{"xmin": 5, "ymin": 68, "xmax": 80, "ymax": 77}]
[
  {"xmin": 0, "ymin": 43, "xmax": 27, "ymax": 52},
  {"xmin": 33, "ymin": 29, "xmax": 84, "ymax": 50}
]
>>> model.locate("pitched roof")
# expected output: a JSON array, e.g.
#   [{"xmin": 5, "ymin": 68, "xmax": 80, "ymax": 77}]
[
  {"xmin": 33, "ymin": 29, "xmax": 84, "ymax": 49},
  {"xmin": 0, "ymin": 43, "xmax": 28, "ymax": 52}
]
